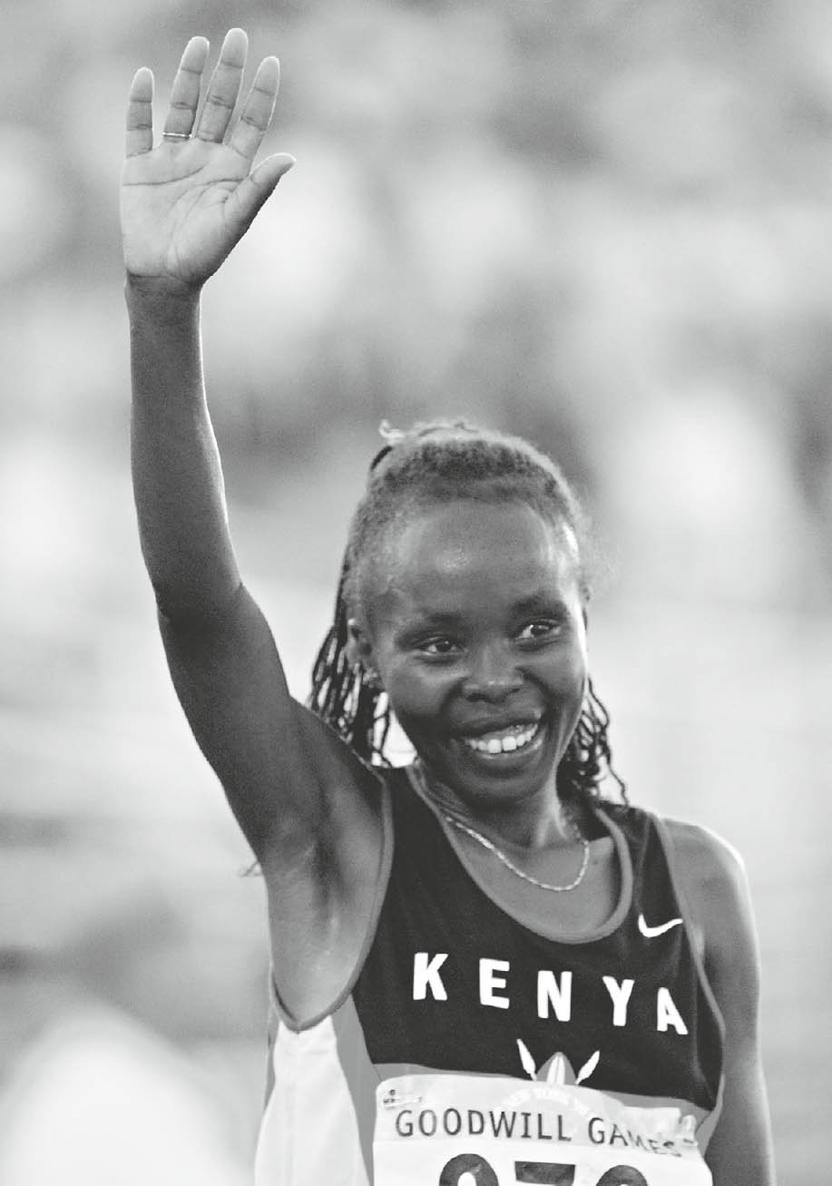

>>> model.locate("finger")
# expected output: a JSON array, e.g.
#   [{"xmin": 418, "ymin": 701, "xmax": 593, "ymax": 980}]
[
  {"xmin": 125, "ymin": 67, "xmax": 154, "ymax": 158},
  {"xmin": 224, "ymin": 154, "xmax": 295, "ymax": 239},
  {"xmin": 162, "ymin": 36, "xmax": 210, "ymax": 139},
  {"xmin": 227, "ymin": 56, "xmax": 280, "ymax": 163},
  {"xmin": 195, "ymin": 27, "xmax": 248, "ymax": 144}
]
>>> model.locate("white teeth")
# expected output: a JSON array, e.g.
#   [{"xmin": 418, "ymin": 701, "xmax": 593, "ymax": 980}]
[{"xmin": 462, "ymin": 722, "xmax": 540, "ymax": 756}]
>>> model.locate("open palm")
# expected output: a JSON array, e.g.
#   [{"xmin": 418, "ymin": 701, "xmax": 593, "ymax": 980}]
[{"xmin": 120, "ymin": 29, "xmax": 294, "ymax": 290}]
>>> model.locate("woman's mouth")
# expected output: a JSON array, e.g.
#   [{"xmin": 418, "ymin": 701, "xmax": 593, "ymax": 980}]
[{"xmin": 458, "ymin": 721, "xmax": 543, "ymax": 757}]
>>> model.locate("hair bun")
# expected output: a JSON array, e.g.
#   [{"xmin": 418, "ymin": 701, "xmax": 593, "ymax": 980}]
[{"xmin": 378, "ymin": 419, "xmax": 406, "ymax": 445}]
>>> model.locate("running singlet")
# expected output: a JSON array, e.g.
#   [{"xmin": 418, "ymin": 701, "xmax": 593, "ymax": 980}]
[{"xmin": 255, "ymin": 769, "xmax": 724, "ymax": 1186}]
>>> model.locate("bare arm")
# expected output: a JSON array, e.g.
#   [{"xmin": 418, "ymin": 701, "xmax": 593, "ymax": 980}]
[
  {"xmin": 121, "ymin": 32, "xmax": 385, "ymax": 1020},
  {"xmin": 668, "ymin": 821, "xmax": 776, "ymax": 1185},
  {"xmin": 128, "ymin": 282, "xmax": 237, "ymax": 618},
  {"xmin": 123, "ymin": 31, "xmax": 291, "ymax": 620}
]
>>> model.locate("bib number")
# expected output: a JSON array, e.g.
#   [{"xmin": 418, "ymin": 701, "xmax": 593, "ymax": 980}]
[
  {"xmin": 375, "ymin": 1074, "xmax": 711, "ymax": 1186},
  {"xmin": 440, "ymin": 1158, "xmax": 647, "ymax": 1185}
]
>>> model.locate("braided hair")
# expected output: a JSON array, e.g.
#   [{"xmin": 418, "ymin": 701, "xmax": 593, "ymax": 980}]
[{"xmin": 309, "ymin": 420, "xmax": 627, "ymax": 815}]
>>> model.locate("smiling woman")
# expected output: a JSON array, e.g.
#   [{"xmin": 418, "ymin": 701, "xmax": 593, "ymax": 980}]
[
  {"xmin": 329, "ymin": 453, "xmax": 599, "ymax": 827},
  {"xmin": 121, "ymin": 28, "xmax": 775, "ymax": 1186},
  {"xmin": 311, "ymin": 426, "xmax": 621, "ymax": 823}
]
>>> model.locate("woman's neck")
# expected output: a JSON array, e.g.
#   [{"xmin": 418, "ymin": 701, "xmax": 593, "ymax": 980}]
[{"xmin": 412, "ymin": 761, "xmax": 582, "ymax": 851}]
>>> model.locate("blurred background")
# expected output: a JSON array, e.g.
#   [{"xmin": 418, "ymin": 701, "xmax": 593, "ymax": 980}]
[{"xmin": 1, "ymin": 0, "xmax": 830, "ymax": 1181}]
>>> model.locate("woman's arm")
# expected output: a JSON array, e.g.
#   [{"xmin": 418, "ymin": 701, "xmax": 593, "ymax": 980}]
[
  {"xmin": 668, "ymin": 820, "xmax": 776, "ymax": 1185},
  {"xmin": 128, "ymin": 281, "xmax": 237, "ymax": 620},
  {"xmin": 121, "ymin": 32, "xmax": 385, "ymax": 1020},
  {"xmin": 123, "ymin": 31, "xmax": 292, "ymax": 621},
  {"xmin": 123, "ymin": 30, "xmax": 306, "ymax": 860}
]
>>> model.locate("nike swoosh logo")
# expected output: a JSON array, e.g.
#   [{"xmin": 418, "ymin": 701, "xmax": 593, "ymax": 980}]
[{"xmin": 638, "ymin": 913, "xmax": 683, "ymax": 938}]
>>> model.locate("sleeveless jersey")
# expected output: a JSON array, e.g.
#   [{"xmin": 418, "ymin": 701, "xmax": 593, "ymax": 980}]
[{"xmin": 255, "ymin": 768, "xmax": 725, "ymax": 1186}]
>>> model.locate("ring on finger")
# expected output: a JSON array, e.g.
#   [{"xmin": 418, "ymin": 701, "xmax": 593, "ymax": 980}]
[{"xmin": 162, "ymin": 131, "xmax": 191, "ymax": 140}]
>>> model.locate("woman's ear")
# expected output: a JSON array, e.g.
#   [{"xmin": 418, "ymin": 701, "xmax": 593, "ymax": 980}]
[
  {"xmin": 346, "ymin": 616, "xmax": 374, "ymax": 669},
  {"xmin": 347, "ymin": 618, "xmax": 382, "ymax": 689}
]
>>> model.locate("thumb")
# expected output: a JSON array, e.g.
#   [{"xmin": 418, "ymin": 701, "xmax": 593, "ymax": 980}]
[
  {"xmin": 225, "ymin": 153, "xmax": 296, "ymax": 238},
  {"xmin": 251, "ymin": 152, "xmax": 296, "ymax": 191}
]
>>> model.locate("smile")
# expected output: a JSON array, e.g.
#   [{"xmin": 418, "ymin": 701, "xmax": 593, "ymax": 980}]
[{"xmin": 460, "ymin": 721, "xmax": 542, "ymax": 757}]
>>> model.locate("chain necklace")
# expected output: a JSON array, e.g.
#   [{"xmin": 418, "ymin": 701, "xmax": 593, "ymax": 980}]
[
  {"xmin": 442, "ymin": 813, "xmax": 591, "ymax": 893},
  {"xmin": 412, "ymin": 766, "xmax": 591, "ymax": 893}
]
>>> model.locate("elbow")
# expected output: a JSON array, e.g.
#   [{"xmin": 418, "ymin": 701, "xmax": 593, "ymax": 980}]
[{"xmin": 151, "ymin": 572, "xmax": 244, "ymax": 631}]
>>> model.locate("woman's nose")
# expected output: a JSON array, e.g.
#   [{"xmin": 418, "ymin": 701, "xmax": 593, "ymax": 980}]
[{"xmin": 461, "ymin": 647, "xmax": 523, "ymax": 702}]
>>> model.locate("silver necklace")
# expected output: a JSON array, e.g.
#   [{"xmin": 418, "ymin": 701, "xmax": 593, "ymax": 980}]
[
  {"xmin": 411, "ymin": 764, "xmax": 591, "ymax": 893},
  {"xmin": 442, "ymin": 813, "xmax": 591, "ymax": 893}
]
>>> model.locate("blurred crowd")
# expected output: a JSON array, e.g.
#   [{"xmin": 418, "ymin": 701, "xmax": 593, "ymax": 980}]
[{"xmin": 1, "ymin": 1, "xmax": 831, "ymax": 1182}]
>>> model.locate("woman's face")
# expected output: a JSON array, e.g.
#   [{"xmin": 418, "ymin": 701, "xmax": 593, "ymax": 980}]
[{"xmin": 355, "ymin": 499, "xmax": 588, "ymax": 813}]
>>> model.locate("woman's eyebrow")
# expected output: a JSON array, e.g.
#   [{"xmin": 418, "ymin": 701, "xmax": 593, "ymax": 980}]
[
  {"xmin": 511, "ymin": 593, "xmax": 569, "ymax": 616},
  {"xmin": 395, "ymin": 609, "xmax": 466, "ymax": 632}
]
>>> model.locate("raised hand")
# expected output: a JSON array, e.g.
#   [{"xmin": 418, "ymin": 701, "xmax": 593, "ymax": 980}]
[{"xmin": 120, "ymin": 28, "xmax": 294, "ymax": 291}]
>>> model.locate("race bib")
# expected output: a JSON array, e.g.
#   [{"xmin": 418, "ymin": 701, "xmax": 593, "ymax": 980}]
[{"xmin": 374, "ymin": 1073, "xmax": 711, "ymax": 1186}]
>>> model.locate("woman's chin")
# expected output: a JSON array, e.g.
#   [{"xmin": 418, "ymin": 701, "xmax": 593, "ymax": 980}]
[{"xmin": 419, "ymin": 718, "xmax": 561, "ymax": 803}]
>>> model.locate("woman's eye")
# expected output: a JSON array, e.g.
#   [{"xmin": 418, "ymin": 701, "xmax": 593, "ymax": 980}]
[
  {"xmin": 518, "ymin": 619, "xmax": 562, "ymax": 642},
  {"xmin": 419, "ymin": 637, "xmax": 459, "ymax": 656}
]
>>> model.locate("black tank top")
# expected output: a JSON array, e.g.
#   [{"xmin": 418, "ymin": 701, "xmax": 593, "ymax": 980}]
[
  {"xmin": 353, "ymin": 768, "xmax": 723, "ymax": 1111},
  {"xmin": 255, "ymin": 767, "xmax": 725, "ymax": 1185}
]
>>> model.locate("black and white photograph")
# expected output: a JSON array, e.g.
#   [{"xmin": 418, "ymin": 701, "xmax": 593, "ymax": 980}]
[{"xmin": 2, "ymin": 3, "xmax": 830, "ymax": 1183}]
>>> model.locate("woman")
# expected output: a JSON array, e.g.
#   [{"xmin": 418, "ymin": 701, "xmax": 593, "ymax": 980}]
[{"xmin": 121, "ymin": 29, "xmax": 776, "ymax": 1185}]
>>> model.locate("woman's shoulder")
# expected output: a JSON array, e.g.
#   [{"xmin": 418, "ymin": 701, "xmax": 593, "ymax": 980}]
[
  {"xmin": 597, "ymin": 800, "xmax": 746, "ymax": 882},
  {"xmin": 607, "ymin": 800, "xmax": 742, "ymax": 875},
  {"xmin": 659, "ymin": 814, "xmax": 747, "ymax": 890},
  {"xmin": 655, "ymin": 814, "xmax": 755, "ymax": 972}
]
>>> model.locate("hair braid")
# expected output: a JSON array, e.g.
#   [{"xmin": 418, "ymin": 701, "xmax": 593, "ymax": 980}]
[
  {"xmin": 308, "ymin": 559, "xmax": 392, "ymax": 766},
  {"xmin": 557, "ymin": 677, "xmax": 627, "ymax": 812}
]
